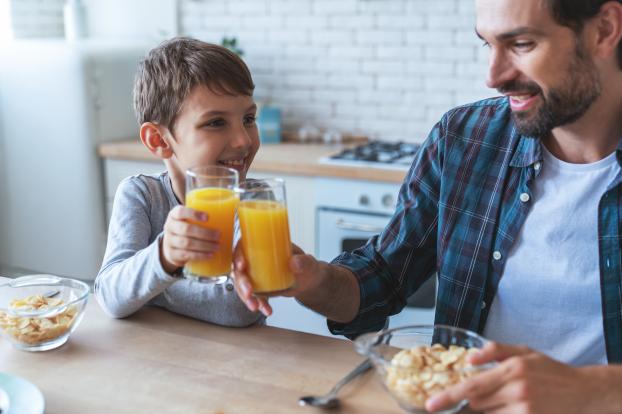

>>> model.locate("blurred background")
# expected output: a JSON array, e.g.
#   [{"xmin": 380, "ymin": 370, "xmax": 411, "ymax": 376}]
[{"xmin": 0, "ymin": 0, "xmax": 494, "ymax": 281}]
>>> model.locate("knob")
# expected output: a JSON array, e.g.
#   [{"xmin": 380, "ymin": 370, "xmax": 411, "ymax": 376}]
[
  {"xmin": 381, "ymin": 194, "xmax": 394, "ymax": 208},
  {"xmin": 359, "ymin": 194, "xmax": 370, "ymax": 206}
]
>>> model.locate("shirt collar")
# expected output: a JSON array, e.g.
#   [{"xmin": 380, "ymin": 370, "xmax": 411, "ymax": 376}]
[{"xmin": 509, "ymin": 129, "xmax": 542, "ymax": 168}]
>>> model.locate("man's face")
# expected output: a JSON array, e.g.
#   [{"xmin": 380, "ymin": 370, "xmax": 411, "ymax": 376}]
[
  {"xmin": 166, "ymin": 84, "xmax": 260, "ymax": 181},
  {"xmin": 476, "ymin": 0, "xmax": 602, "ymax": 137}
]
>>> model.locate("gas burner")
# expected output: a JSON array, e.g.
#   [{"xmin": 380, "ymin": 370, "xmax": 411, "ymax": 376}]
[{"xmin": 320, "ymin": 140, "xmax": 421, "ymax": 170}]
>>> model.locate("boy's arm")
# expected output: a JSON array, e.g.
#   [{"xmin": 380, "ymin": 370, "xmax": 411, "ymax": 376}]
[{"xmin": 94, "ymin": 178, "xmax": 179, "ymax": 318}]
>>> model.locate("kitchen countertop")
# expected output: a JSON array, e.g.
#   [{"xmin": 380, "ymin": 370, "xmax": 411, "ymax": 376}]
[
  {"xmin": 98, "ymin": 140, "xmax": 408, "ymax": 183},
  {"xmin": 0, "ymin": 286, "xmax": 402, "ymax": 413}
]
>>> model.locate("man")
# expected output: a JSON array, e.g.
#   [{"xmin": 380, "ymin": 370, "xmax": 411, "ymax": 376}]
[{"xmin": 234, "ymin": 0, "xmax": 622, "ymax": 412}]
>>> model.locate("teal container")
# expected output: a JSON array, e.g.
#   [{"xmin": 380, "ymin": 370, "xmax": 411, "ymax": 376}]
[{"xmin": 257, "ymin": 105, "xmax": 281, "ymax": 144}]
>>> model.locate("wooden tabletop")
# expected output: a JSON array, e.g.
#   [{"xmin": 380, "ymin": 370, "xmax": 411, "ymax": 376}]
[
  {"xmin": 1, "ymin": 294, "xmax": 405, "ymax": 414},
  {"xmin": 97, "ymin": 140, "xmax": 408, "ymax": 183}
]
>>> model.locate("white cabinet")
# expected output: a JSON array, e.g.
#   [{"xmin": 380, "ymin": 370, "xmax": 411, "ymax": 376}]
[{"xmin": 103, "ymin": 159, "xmax": 165, "ymax": 224}]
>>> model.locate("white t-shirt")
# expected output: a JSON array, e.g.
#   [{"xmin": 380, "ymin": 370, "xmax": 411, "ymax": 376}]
[{"xmin": 483, "ymin": 146, "xmax": 619, "ymax": 366}]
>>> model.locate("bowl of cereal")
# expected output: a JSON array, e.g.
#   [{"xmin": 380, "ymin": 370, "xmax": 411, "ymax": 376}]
[
  {"xmin": 354, "ymin": 324, "xmax": 493, "ymax": 414},
  {"xmin": 0, "ymin": 274, "xmax": 89, "ymax": 352}
]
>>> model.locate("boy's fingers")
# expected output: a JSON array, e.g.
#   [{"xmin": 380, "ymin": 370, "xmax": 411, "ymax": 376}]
[
  {"xmin": 167, "ymin": 234, "xmax": 219, "ymax": 253},
  {"xmin": 166, "ymin": 219, "xmax": 220, "ymax": 242},
  {"xmin": 170, "ymin": 206, "xmax": 208, "ymax": 222},
  {"xmin": 165, "ymin": 247, "xmax": 213, "ymax": 267}
]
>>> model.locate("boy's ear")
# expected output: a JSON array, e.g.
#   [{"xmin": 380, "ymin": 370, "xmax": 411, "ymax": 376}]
[{"xmin": 140, "ymin": 122, "xmax": 174, "ymax": 159}]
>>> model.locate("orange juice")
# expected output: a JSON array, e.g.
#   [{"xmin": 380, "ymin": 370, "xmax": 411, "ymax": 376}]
[
  {"xmin": 185, "ymin": 187, "xmax": 238, "ymax": 277},
  {"xmin": 238, "ymin": 200, "xmax": 294, "ymax": 293}
]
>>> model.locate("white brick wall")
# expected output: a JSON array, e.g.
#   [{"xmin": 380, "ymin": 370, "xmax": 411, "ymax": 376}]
[{"xmin": 8, "ymin": 0, "xmax": 496, "ymax": 143}]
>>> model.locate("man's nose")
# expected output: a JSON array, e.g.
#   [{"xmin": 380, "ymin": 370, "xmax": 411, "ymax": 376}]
[{"xmin": 485, "ymin": 49, "xmax": 518, "ymax": 90}]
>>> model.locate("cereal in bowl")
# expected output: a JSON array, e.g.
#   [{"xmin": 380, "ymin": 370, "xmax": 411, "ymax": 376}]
[
  {"xmin": 386, "ymin": 344, "xmax": 479, "ymax": 408},
  {"xmin": 0, "ymin": 294, "xmax": 77, "ymax": 345}
]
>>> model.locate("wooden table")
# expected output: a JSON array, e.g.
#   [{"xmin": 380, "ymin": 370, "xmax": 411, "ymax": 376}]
[{"xmin": 1, "ymin": 295, "xmax": 404, "ymax": 414}]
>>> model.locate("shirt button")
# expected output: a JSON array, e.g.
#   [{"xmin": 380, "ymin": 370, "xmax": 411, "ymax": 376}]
[
  {"xmin": 534, "ymin": 162, "xmax": 541, "ymax": 171},
  {"xmin": 520, "ymin": 193, "xmax": 530, "ymax": 203},
  {"xmin": 493, "ymin": 251, "xmax": 502, "ymax": 260},
  {"xmin": 481, "ymin": 301, "xmax": 486, "ymax": 309}
]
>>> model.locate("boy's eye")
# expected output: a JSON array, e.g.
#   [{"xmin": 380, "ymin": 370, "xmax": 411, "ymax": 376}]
[
  {"xmin": 481, "ymin": 41, "xmax": 490, "ymax": 49},
  {"xmin": 205, "ymin": 118, "xmax": 225, "ymax": 128},
  {"xmin": 244, "ymin": 115, "xmax": 256, "ymax": 126}
]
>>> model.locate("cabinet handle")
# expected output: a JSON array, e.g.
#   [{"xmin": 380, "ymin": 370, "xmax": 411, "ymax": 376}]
[{"xmin": 335, "ymin": 219, "xmax": 385, "ymax": 233}]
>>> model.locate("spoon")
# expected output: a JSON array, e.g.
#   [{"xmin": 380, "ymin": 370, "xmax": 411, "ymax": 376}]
[{"xmin": 298, "ymin": 358, "xmax": 373, "ymax": 409}]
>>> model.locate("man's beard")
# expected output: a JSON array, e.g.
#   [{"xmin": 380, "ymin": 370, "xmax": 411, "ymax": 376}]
[{"xmin": 499, "ymin": 41, "xmax": 602, "ymax": 138}]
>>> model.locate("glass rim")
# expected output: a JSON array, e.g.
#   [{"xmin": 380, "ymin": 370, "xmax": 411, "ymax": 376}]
[
  {"xmin": 355, "ymin": 324, "xmax": 490, "ymax": 367},
  {"xmin": 185, "ymin": 165, "xmax": 239, "ymax": 179},
  {"xmin": 238, "ymin": 177, "xmax": 285, "ymax": 192},
  {"xmin": 0, "ymin": 275, "xmax": 90, "ymax": 317}
]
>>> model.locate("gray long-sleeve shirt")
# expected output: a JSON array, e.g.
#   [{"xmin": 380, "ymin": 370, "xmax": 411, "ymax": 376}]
[{"xmin": 95, "ymin": 171, "xmax": 263, "ymax": 327}]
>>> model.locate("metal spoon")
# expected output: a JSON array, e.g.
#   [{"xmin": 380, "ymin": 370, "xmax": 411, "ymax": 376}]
[{"xmin": 298, "ymin": 358, "xmax": 373, "ymax": 409}]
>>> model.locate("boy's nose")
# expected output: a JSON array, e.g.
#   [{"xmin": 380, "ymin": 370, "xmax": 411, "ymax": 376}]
[
  {"xmin": 485, "ymin": 49, "xmax": 519, "ymax": 90},
  {"xmin": 230, "ymin": 125, "xmax": 253, "ymax": 149}
]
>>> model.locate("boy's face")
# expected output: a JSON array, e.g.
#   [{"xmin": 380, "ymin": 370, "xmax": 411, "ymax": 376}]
[
  {"xmin": 167, "ymin": 84, "xmax": 259, "ymax": 181},
  {"xmin": 476, "ymin": 0, "xmax": 602, "ymax": 137}
]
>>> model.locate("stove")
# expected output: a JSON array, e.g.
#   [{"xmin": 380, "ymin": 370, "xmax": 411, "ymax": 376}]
[{"xmin": 319, "ymin": 141, "xmax": 421, "ymax": 170}]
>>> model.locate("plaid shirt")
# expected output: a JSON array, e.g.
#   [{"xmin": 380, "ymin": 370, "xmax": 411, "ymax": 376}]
[{"xmin": 329, "ymin": 97, "xmax": 622, "ymax": 364}]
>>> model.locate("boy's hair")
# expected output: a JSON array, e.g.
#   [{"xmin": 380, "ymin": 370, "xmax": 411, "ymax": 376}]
[
  {"xmin": 133, "ymin": 37, "xmax": 255, "ymax": 131},
  {"xmin": 546, "ymin": 0, "xmax": 622, "ymax": 68}
]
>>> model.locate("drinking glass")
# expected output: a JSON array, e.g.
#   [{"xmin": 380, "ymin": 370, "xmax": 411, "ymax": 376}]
[
  {"xmin": 238, "ymin": 178, "xmax": 295, "ymax": 294},
  {"xmin": 184, "ymin": 166, "xmax": 239, "ymax": 283}
]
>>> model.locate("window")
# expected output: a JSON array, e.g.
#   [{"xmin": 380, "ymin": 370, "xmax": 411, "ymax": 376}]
[{"xmin": 0, "ymin": 0, "xmax": 12, "ymax": 42}]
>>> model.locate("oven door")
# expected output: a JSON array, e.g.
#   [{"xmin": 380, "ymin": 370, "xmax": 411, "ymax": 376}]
[{"xmin": 316, "ymin": 207, "xmax": 436, "ymax": 309}]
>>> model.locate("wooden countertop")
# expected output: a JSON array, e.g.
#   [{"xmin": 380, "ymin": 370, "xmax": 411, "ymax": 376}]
[
  {"xmin": 98, "ymin": 140, "xmax": 407, "ymax": 183},
  {"xmin": 0, "ymin": 291, "xmax": 403, "ymax": 413}
]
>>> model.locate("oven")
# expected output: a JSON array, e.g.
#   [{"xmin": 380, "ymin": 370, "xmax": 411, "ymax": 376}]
[{"xmin": 315, "ymin": 178, "xmax": 436, "ymax": 323}]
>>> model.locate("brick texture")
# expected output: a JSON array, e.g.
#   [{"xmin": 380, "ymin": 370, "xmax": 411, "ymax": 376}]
[{"xmin": 9, "ymin": 0, "xmax": 496, "ymax": 143}]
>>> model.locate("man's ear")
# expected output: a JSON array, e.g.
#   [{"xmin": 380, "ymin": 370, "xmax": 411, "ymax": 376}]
[
  {"xmin": 591, "ymin": 1, "xmax": 622, "ymax": 62},
  {"xmin": 139, "ymin": 122, "xmax": 174, "ymax": 159}
]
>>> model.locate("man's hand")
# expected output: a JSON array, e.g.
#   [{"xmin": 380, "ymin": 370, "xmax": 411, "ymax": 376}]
[
  {"xmin": 231, "ymin": 243, "xmax": 326, "ymax": 317},
  {"xmin": 160, "ymin": 206, "xmax": 220, "ymax": 274},
  {"xmin": 426, "ymin": 342, "xmax": 602, "ymax": 414}
]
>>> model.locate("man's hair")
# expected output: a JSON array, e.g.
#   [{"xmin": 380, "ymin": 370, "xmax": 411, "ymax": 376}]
[
  {"xmin": 546, "ymin": 0, "xmax": 622, "ymax": 68},
  {"xmin": 133, "ymin": 37, "xmax": 255, "ymax": 130}
]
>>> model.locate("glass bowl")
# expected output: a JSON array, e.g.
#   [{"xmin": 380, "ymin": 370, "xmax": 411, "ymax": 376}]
[
  {"xmin": 354, "ymin": 324, "xmax": 493, "ymax": 414},
  {"xmin": 0, "ymin": 274, "xmax": 89, "ymax": 351}
]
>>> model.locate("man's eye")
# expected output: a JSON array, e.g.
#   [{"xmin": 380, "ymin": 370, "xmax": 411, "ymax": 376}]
[
  {"xmin": 481, "ymin": 41, "xmax": 491, "ymax": 48},
  {"xmin": 244, "ymin": 115, "xmax": 256, "ymax": 126},
  {"xmin": 514, "ymin": 41, "xmax": 534, "ymax": 50}
]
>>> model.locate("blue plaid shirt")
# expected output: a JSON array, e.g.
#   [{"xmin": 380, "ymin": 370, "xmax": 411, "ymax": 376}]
[{"xmin": 329, "ymin": 97, "xmax": 622, "ymax": 364}]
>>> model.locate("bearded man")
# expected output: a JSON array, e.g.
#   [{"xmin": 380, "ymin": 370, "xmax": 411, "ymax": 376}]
[{"xmin": 234, "ymin": 1, "xmax": 622, "ymax": 412}]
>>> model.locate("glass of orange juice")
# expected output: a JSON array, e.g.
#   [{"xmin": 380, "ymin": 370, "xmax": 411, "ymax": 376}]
[
  {"xmin": 238, "ymin": 178, "xmax": 295, "ymax": 295},
  {"xmin": 184, "ymin": 165, "xmax": 239, "ymax": 283}
]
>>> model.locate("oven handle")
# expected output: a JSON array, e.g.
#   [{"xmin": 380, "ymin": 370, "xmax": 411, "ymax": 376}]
[{"xmin": 335, "ymin": 219, "xmax": 385, "ymax": 233}]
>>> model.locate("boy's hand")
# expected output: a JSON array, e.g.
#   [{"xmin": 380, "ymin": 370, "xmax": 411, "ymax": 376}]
[
  {"xmin": 232, "ymin": 243, "xmax": 325, "ymax": 317},
  {"xmin": 160, "ymin": 206, "xmax": 220, "ymax": 274}
]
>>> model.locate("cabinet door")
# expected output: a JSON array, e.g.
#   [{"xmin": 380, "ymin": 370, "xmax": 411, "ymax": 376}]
[
  {"xmin": 103, "ymin": 159, "xmax": 164, "ymax": 225},
  {"xmin": 247, "ymin": 172, "xmax": 316, "ymax": 255}
]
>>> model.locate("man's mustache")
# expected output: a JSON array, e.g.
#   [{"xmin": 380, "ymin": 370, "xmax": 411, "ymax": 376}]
[{"xmin": 497, "ymin": 80, "xmax": 542, "ymax": 96}]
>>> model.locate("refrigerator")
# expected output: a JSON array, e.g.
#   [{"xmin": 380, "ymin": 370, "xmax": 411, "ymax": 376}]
[{"xmin": 0, "ymin": 39, "xmax": 153, "ymax": 280}]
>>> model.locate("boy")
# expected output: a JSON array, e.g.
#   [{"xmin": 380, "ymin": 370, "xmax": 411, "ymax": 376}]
[{"xmin": 95, "ymin": 37, "xmax": 264, "ymax": 326}]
